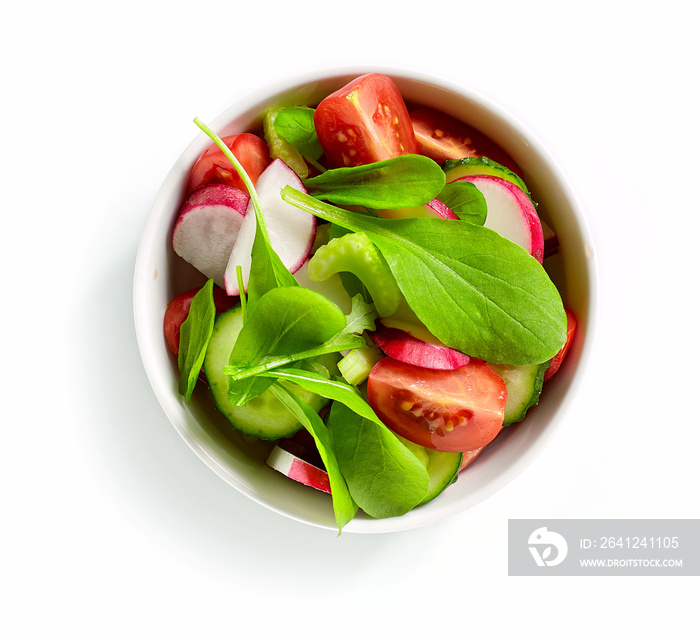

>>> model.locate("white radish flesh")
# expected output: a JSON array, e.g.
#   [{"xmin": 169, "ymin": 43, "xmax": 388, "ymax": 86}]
[
  {"xmin": 266, "ymin": 446, "xmax": 331, "ymax": 494},
  {"xmin": 457, "ymin": 175, "xmax": 544, "ymax": 263},
  {"xmin": 172, "ymin": 184, "xmax": 249, "ymax": 287},
  {"xmin": 224, "ymin": 159, "xmax": 316, "ymax": 296}
]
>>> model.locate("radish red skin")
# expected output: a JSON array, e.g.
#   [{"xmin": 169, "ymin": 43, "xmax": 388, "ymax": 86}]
[
  {"xmin": 266, "ymin": 446, "xmax": 331, "ymax": 494},
  {"xmin": 370, "ymin": 325, "xmax": 470, "ymax": 370},
  {"xmin": 172, "ymin": 184, "xmax": 249, "ymax": 287}
]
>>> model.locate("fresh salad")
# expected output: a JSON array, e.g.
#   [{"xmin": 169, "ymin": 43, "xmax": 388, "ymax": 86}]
[{"xmin": 163, "ymin": 73, "xmax": 577, "ymax": 531}]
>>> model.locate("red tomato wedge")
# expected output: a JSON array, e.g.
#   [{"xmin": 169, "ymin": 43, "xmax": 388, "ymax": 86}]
[
  {"xmin": 460, "ymin": 447, "xmax": 486, "ymax": 471},
  {"xmin": 410, "ymin": 107, "xmax": 521, "ymax": 174},
  {"xmin": 187, "ymin": 133, "xmax": 271, "ymax": 193},
  {"xmin": 459, "ymin": 427, "xmax": 504, "ymax": 471},
  {"xmin": 163, "ymin": 286, "xmax": 236, "ymax": 355},
  {"xmin": 314, "ymin": 73, "xmax": 418, "ymax": 168},
  {"xmin": 367, "ymin": 357, "xmax": 507, "ymax": 452},
  {"xmin": 544, "ymin": 308, "xmax": 577, "ymax": 381}
]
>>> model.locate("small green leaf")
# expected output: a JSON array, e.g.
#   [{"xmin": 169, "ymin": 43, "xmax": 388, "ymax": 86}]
[
  {"xmin": 178, "ymin": 279, "xmax": 216, "ymax": 403},
  {"xmin": 246, "ymin": 222, "xmax": 298, "ymax": 311},
  {"xmin": 274, "ymin": 106, "xmax": 323, "ymax": 161},
  {"xmin": 341, "ymin": 294, "xmax": 379, "ymax": 336},
  {"xmin": 226, "ymin": 286, "xmax": 347, "ymax": 405},
  {"xmin": 304, "ymin": 155, "xmax": 446, "ymax": 209},
  {"xmin": 438, "ymin": 180, "xmax": 487, "ymax": 225}
]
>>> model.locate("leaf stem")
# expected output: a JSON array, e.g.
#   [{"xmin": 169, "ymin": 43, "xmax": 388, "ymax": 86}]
[
  {"xmin": 236, "ymin": 265, "xmax": 247, "ymax": 323},
  {"xmin": 304, "ymin": 155, "xmax": 326, "ymax": 174},
  {"xmin": 223, "ymin": 334, "xmax": 366, "ymax": 381}
]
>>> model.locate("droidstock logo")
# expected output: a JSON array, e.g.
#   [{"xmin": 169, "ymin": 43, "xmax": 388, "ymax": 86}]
[{"xmin": 528, "ymin": 527, "xmax": 568, "ymax": 567}]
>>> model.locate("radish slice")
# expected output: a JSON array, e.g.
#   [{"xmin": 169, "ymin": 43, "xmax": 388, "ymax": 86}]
[
  {"xmin": 266, "ymin": 446, "xmax": 331, "ymax": 494},
  {"xmin": 371, "ymin": 325, "xmax": 470, "ymax": 370},
  {"xmin": 456, "ymin": 175, "xmax": 544, "ymax": 263},
  {"xmin": 172, "ymin": 184, "xmax": 249, "ymax": 287},
  {"xmin": 224, "ymin": 159, "xmax": 316, "ymax": 295}
]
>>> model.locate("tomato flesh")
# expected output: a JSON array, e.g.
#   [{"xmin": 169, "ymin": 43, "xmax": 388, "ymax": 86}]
[
  {"xmin": 314, "ymin": 73, "xmax": 418, "ymax": 168},
  {"xmin": 544, "ymin": 308, "xmax": 577, "ymax": 381},
  {"xmin": 410, "ymin": 107, "xmax": 521, "ymax": 175},
  {"xmin": 163, "ymin": 286, "xmax": 236, "ymax": 355},
  {"xmin": 367, "ymin": 357, "xmax": 507, "ymax": 452},
  {"xmin": 187, "ymin": 133, "xmax": 271, "ymax": 193}
]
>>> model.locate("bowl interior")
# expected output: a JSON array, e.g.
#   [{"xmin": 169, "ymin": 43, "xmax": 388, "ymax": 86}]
[{"xmin": 133, "ymin": 68, "xmax": 595, "ymax": 533}]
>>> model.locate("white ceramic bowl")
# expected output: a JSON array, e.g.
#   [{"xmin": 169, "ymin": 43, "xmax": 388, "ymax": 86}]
[{"xmin": 133, "ymin": 66, "xmax": 596, "ymax": 533}]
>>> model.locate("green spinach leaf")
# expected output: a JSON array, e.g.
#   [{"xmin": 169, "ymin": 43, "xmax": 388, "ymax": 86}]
[
  {"xmin": 224, "ymin": 294, "xmax": 376, "ymax": 383},
  {"xmin": 226, "ymin": 286, "xmax": 347, "ymax": 405},
  {"xmin": 177, "ymin": 279, "xmax": 216, "ymax": 403},
  {"xmin": 327, "ymin": 402, "xmax": 429, "ymax": 519},
  {"xmin": 281, "ymin": 188, "xmax": 567, "ymax": 365},
  {"xmin": 274, "ymin": 106, "xmax": 323, "ymax": 161},
  {"xmin": 269, "ymin": 383, "xmax": 358, "ymax": 533},
  {"xmin": 438, "ymin": 180, "xmax": 487, "ymax": 225},
  {"xmin": 304, "ymin": 155, "xmax": 445, "ymax": 209}
]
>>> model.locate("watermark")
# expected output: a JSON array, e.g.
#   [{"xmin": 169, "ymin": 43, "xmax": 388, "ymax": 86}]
[{"xmin": 509, "ymin": 519, "xmax": 699, "ymax": 576}]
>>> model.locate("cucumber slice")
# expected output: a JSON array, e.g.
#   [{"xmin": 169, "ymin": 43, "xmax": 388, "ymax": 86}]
[
  {"xmin": 443, "ymin": 156, "xmax": 533, "ymax": 202},
  {"xmin": 487, "ymin": 362, "xmax": 548, "ymax": 426},
  {"xmin": 203, "ymin": 307, "xmax": 330, "ymax": 440},
  {"xmin": 395, "ymin": 435, "xmax": 462, "ymax": 504}
]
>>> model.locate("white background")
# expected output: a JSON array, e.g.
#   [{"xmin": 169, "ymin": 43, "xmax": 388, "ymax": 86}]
[{"xmin": 3, "ymin": 1, "xmax": 698, "ymax": 630}]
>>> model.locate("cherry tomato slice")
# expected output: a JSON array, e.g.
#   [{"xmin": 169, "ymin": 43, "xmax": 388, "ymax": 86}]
[
  {"xmin": 367, "ymin": 357, "xmax": 507, "ymax": 452},
  {"xmin": 163, "ymin": 286, "xmax": 237, "ymax": 355},
  {"xmin": 187, "ymin": 133, "xmax": 271, "ymax": 194},
  {"xmin": 410, "ymin": 107, "xmax": 522, "ymax": 175},
  {"xmin": 544, "ymin": 308, "xmax": 577, "ymax": 381},
  {"xmin": 314, "ymin": 73, "xmax": 418, "ymax": 168}
]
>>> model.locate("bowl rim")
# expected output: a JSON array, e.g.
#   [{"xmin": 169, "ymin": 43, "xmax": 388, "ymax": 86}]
[{"xmin": 133, "ymin": 64, "xmax": 598, "ymax": 534}]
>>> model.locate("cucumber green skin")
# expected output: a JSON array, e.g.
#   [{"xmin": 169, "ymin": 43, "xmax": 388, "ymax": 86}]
[
  {"xmin": 487, "ymin": 362, "xmax": 549, "ymax": 426},
  {"xmin": 421, "ymin": 449, "xmax": 462, "ymax": 504},
  {"xmin": 396, "ymin": 435, "xmax": 462, "ymax": 504},
  {"xmin": 203, "ymin": 307, "xmax": 332, "ymax": 440},
  {"xmin": 443, "ymin": 156, "xmax": 533, "ymax": 202}
]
